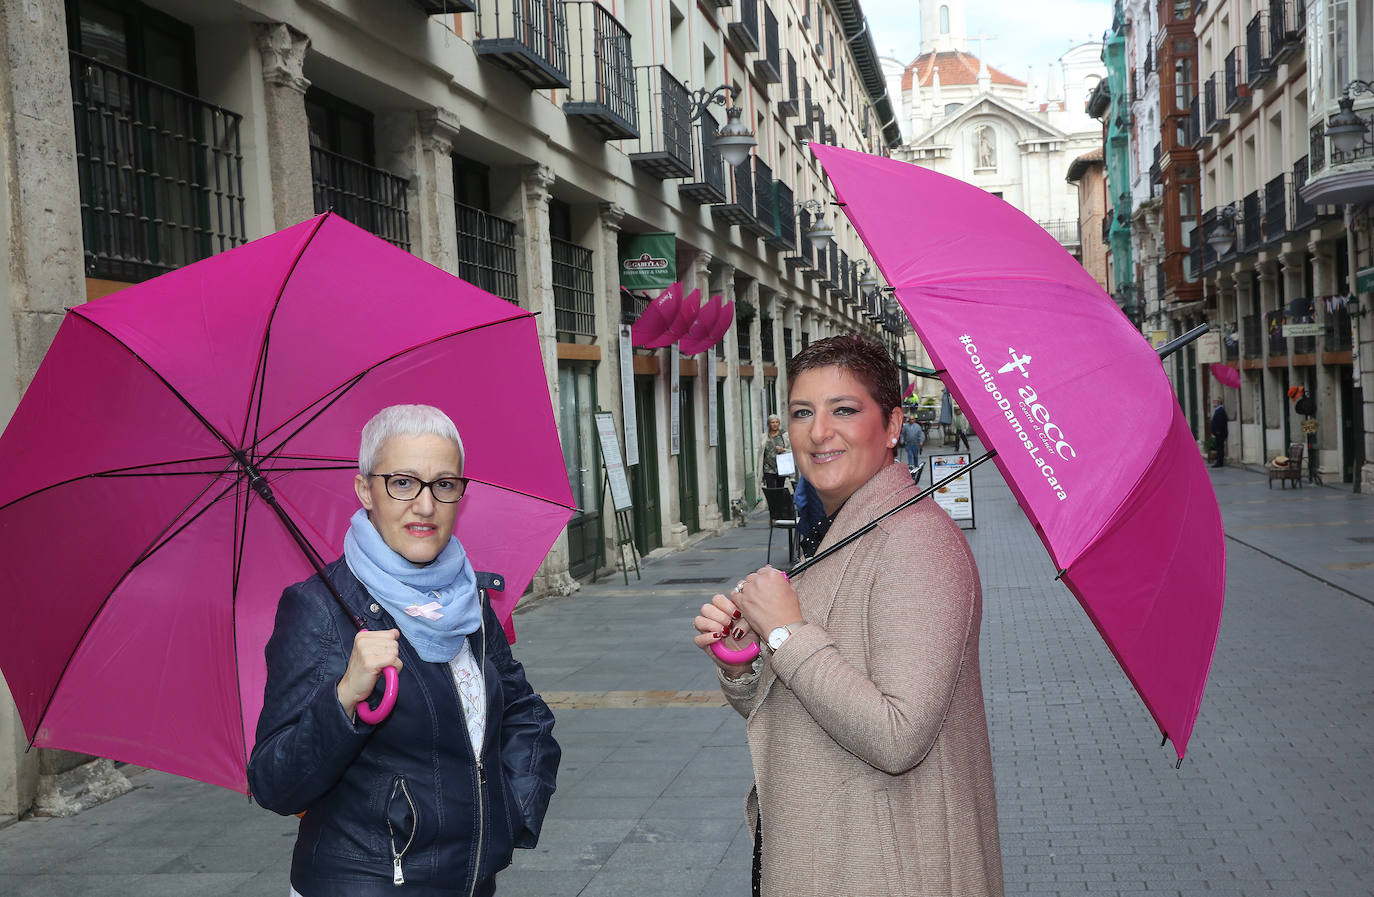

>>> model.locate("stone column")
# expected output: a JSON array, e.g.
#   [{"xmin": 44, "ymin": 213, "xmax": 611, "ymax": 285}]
[
  {"xmin": 520, "ymin": 164, "xmax": 576, "ymax": 595},
  {"xmin": 254, "ymin": 23, "xmax": 315, "ymax": 229},
  {"xmin": 690, "ymin": 250, "xmax": 723, "ymax": 532},
  {"xmin": 743, "ymin": 277, "xmax": 763, "ymax": 496},
  {"xmin": 596, "ymin": 202, "xmax": 624, "ymax": 568},
  {"xmin": 716, "ymin": 262, "xmax": 742, "ymax": 514},
  {"xmin": 770, "ymin": 297, "xmax": 788, "ymax": 413},
  {"xmin": 1255, "ymin": 260, "xmax": 1285, "ymax": 459},
  {"xmin": 417, "ymin": 109, "xmax": 462, "ymax": 273},
  {"xmin": 1350, "ymin": 215, "xmax": 1374, "ymax": 491}
]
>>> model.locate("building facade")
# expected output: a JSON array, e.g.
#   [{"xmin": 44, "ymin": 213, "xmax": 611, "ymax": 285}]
[{"xmin": 0, "ymin": 0, "xmax": 902, "ymax": 820}]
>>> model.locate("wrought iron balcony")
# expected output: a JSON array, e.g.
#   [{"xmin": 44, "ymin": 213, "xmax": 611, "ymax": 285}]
[
  {"xmin": 785, "ymin": 207, "xmax": 815, "ymax": 271},
  {"xmin": 755, "ymin": 7, "xmax": 782, "ymax": 84},
  {"xmin": 1156, "ymin": 263, "xmax": 1166, "ymax": 303},
  {"xmin": 764, "ymin": 180, "xmax": 796, "ymax": 251},
  {"xmin": 1241, "ymin": 190, "xmax": 1261, "ymax": 252},
  {"xmin": 710, "ymin": 156, "xmax": 757, "ymax": 229},
  {"xmin": 564, "ymin": 2, "xmax": 637, "ymax": 139},
  {"xmin": 742, "ymin": 158, "xmax": 775, "ymax": 239},
  {"xmin": 455, "ymin": 202, "xmax": 518, "ymax": 302},
  {"xmin": 679, "ymin": 112, "xmax": 727, "ymax": 205},
  {"xmin": 311, "ymin": 146, "xmax": 410, "ymax": 250},
  {"xmin": 1263, "ymin": 174, "xmax": 1287, "ymax": 243},
  {"xmin": 1247, "ymin": 11, "xmax": 1272, "ymax": 84},
  {"xmin": 1269, "ymin": 0, "xmax": 1306, "ymax": 62},
  {"xmin": 737, "ymin": 318, "xmax": 752, "ymax": 361},
  {"xmin": 1037, "ymin": 219, "xmax": 1081, "ymax": 250},
  {"xmin": 70, "ymin": 52, "xmax": 247, "ymax": 283},
  {"xmin": 552, "ymin": 236, "xmax": 595, "ymax": 340},
  {"xmin": 839, "ymin": 250, "xmax": 850, "ymax": 299},
  {"xmin": 1292, "ymin": 155, "xmax": 1316, "ymax": 228},
  {"xmin": 1224, "ymin": 46, "xmax": 1249, "ymax": 112},
  {"xmin": 1149, "ymin": 143, "xmax": 1162, "ymax": 186},
  {"xmin": 1205, "ymin": 74, "xmax": 1223, "ymax": 132},
  {"xmin": 779, "ymin": 52, "xmax": 799, "ymax": 118},
  {"xmin": 1189, "ymin": 227, "xmax": 1202, "ymax": 281},
  {"xmin": 727, "ymin": 0, "xmax": 759, "ymax": 54},
  {"xmin": 1324, "ymin": 304, "xmax": 1353, "ymax": 352},
  {"xmin": 782, "ymin": 326, "xmax": 793, "ymax": 360},
  {"xmin": 1310, "ymin": 122, "xmax": 1325, "ymax": 173},
  {"xmin": 1199, "ymin": 207, "xmax": 1218, "ymax": 272},
  {"xmin": 760, "ymin": 316, "xmax": 775, "ymax": 363},
  {"xmin": 629, "ymin": 66, "xmax": 692, "ymax": 179},
  {"xmin": 1265, "ymin": 310, "xmax": 1287, "ymax": 357},
  {"xmin": 1188, "ymin": 94, "xmax": 1206, "ymax": 148},
  {"xmin": 413, "ymin": 0, "xmax": 475, "ymax": 12},
  {"xmin": 794, "ymin": 80, "xmax": 815, "ymax": 141},
  {"xmin": 1241, "ymin": 314, "xmax": 1261, "ymax": 358},
  {"xmin": 473, "ymin": 0, "xmax": 570, "ymax": 89},
  {"xmin": 812, "ymin": 236, "xmax": 829, "ymax": 284}
]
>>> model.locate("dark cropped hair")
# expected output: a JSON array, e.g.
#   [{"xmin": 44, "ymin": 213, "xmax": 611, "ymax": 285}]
[{"xmin": 786, "ymin": 335, "xmax": 901, "ymax": 413}]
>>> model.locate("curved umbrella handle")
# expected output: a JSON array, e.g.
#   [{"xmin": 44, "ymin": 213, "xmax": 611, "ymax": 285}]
[
  {"xmin": 711, "ymin": 640, "xmax": 760, "ymax": 665},
  {"xmin": 356, "ymin": 666, "xmax": 398, "ymax": 724}
]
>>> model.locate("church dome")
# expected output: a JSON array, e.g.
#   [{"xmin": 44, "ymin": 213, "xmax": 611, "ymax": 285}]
[{"xmin": 901, "ymin": 50, "xmax": 1026, "ymax": 91}]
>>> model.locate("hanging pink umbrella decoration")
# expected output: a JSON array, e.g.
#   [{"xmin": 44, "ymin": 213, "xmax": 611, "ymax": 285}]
[
  {"xmin": 682, "ymin": 298, "xmax": 736, "ymax": 355},
  {"xmin": 678, "ymin": 294, "xmax": 723, "ymax": 354},
  {"xmin": 646, "ymin": 286, "xmax": 700, "ymax": 348},
  {"xmin": 629, "ymin": 285, "xmax": 679, "ymax": 347},
  {"xmin": 1210, "ymin": 363, "xmax": 1241, "ymax": 388}
]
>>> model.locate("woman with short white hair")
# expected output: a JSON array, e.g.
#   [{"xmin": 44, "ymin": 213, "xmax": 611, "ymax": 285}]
[
  {"xmin": 249, "ymin": 403, "xmax": 560, "ymax": 897},
  {"xmin": 760, "ymin": 413, "xmax": 790, "ymax": 490}
]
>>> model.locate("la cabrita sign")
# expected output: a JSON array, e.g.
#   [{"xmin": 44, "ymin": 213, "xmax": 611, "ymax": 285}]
[{"xmin": 618, "ymin": 232, "xmax": 676, "ymax": 291}]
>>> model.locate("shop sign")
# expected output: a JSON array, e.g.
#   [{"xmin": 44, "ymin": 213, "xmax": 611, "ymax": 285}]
[
  {"xmin": 619, "ymin": 232, "xmax": 676, "ymax": 292},
  {"xmin": 1356, "ymin": 266, "xmax": 1374, "ymax": 294},
  {"xmin": 1281, "ymin": 323, "xmax": 1324, "ymax": 337},
  {"xmin": 1195, "ymin": 332, "xmax": 1221, "ymax": 363}
]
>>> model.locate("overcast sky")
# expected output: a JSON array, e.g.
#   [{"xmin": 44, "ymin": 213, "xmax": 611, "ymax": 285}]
[{"xmin": 861, "ymin": 0, "xmax": 1115, "ymax": 95}]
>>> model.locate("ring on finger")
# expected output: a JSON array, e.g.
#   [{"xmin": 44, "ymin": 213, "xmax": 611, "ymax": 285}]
[{"xmin": 733, "ymin": 580, "xmax": 746, "ymax": 594}]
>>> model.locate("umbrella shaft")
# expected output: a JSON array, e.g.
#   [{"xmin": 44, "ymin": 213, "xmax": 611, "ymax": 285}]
[{"xmin": 1156, "ymin": 323, "xmax": 1209, "ymax": 360}]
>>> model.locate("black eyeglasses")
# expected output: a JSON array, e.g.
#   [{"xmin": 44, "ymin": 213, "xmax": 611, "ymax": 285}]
[{"xmin": 369, "ymin": 473, "xmax": 468, "ymax": 503}]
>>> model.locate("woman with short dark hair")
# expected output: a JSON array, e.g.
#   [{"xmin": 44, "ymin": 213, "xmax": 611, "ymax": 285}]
[{"xmin": 693, "ymin": 336, "xmax": 1004, "ymax": 897}]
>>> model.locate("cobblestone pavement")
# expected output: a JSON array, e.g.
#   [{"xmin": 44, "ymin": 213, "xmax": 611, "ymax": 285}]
[{"xmin": 1, "ymin": 447, "xmax": 1371, "ymax": 896}]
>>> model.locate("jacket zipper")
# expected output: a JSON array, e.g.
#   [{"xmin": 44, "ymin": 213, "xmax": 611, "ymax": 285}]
[
  {"xmin": 465, "ymin": 594, "xmax": 490, "ymax": 897},
  {"xmin": 387, "ymin": 776, "xmax": 418, "ymax": 885}
]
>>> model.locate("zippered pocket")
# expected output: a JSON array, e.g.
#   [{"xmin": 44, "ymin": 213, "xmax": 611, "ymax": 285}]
[{"xmin": 385, "ymin": 775, "xmax": 418, "ymax": 885}]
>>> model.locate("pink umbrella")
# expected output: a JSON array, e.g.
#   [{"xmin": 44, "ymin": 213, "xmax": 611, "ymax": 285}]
[
  {"xmin": 678, "ymin": 294, "xmax": 723, "ymax": 354},
  {"xmin": 629, "ymin": 285, "xmax": 677, "ymax": 346},
  {"xmin": 682, "ymin": 297, "xmax": 735, "ymax": 355},
  {"xmin": 808, "ymin": 144, "xmax": 1224, "ymax": 761},
  {"xmin": 0, "ymin": 213, "xmax": 575, "ymax": 792},
  {"xmin": 646, "ymin": 286, "xmax": 700, "ymax": 348},
  {"xmin": 1210, "ymin": 363, "xmax": 1241, "ymax": 388}
]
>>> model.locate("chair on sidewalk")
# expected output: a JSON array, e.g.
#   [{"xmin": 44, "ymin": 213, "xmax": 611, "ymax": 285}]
[
  {"xmin": 1268, "ymin": 442, "xmax": 1305, "ymax": 489},
  {"xmin": 762, "ymin": 485, "xmax": 798, "ymax": 566}
]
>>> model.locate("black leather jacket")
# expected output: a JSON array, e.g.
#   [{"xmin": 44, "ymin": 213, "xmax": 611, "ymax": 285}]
[{"xmin": 247, "ymin": 558, "xmax": 560, "ymax": 897}]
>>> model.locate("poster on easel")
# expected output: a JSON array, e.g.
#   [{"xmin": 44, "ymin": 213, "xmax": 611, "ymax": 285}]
[
  {"xmin": 619, "ymin": 324, "xmax": 638, "ymax": 466},
  {"xmin": 594, "ymin": 412, "xmax": 633, "ymax": 511},
  {"xmin": 928, "ymin": 452, "xmax": 975, "ymax": 529}
]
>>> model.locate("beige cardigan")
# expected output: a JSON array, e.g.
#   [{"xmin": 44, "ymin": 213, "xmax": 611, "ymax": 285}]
[{"xmin": 722, "ymin": 462, "xmax": 1003, "ymax": 897}]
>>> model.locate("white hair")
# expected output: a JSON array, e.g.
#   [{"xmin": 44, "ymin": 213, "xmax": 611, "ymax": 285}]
[{"xmin": 358, "ymin": 404, "xmax": 465, "ymax": 476}]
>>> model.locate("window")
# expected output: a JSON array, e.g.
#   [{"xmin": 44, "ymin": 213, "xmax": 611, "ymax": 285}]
[
  {"xmin": 940, "ymin": 5, "xmax": 950, "ymax": 34},
  {"xmin": 944, "ymin": 102, "xmax": 962, "ymax": 115},
  {"xmin": 67, "ymin": 0, "xmax": 196, "ymax": 93},
  {"xmin": 306, "ymin": 88, "xmax": 375, "ymax": 164}
]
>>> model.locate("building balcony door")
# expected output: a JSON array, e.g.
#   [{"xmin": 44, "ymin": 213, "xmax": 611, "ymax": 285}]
[
  {"xmin": 629, "ymin": 375, "xmax": 661, "ymax": 554},
  {"xmin": 678, "ymin": 376, "xmax": 700, "ymax": 534},
  {"xmin": 558, "ymin": 362, "xmax": 602, "ymax": 580}
]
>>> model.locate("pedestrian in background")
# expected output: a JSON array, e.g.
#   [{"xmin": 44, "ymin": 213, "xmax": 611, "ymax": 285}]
[
  {"xmin": 760, "ymin": 413, "xmax": 790, "ymax": 490},
  {"xmin": 901, "ymin": 411, "xmax": 926, "ymax": 471},
  {"xmin": 1210, "ymin": 397, "xmax": 1229, "ymax": 468},
  {"xmin": 693, "ymin": 336, "xmax": 1004, "ymax": 897},
  {"xmin": 953, "ymin": 406, "xmax": 972, "ymax": 452},
  {"xmin": 249, "ymin": 404, "xmax": 560, "ymax": 897}
]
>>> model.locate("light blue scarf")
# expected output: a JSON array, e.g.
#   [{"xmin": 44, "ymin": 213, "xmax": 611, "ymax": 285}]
[{"xmin": 343, "ymin": 509, "xmax": 481, "ymax": 662}]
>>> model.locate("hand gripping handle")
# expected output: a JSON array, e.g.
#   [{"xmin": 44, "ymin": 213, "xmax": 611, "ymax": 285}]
[
  {"xmin": 711, "ymin": 640, "xmax": 760, "ymax": 665},
  {"xmin": 355, "ymin": 666, "xmax": 398, "ymax": 724}
]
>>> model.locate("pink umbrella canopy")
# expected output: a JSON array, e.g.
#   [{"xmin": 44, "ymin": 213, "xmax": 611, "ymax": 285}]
[
  {"xmin": 810, "ymin": 144, "xmax": 1225, "ymax": 760},
  {"xmin": 679, "ymin": 294, "xmax": 723, "ymax": 354},
  {"xmin": 1210, "ymin": 363, "xmax": 1242, "ymax": 388},
  {"xmin": 0, "ymin": 213, "xmax": 575, "ymax": 791},
  {"xmin": 629, "ymin": 285, "xmax": 678, "ymax": 347},
  {"xmin": 647, "ymin": 286, "xmax": 699, "ymax": 348}
]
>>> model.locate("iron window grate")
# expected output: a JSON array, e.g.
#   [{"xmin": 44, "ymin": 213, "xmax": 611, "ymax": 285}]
[
  {"xmin": 311, "ymin": 146, "xmax": 410, "ymax": 250},
  {"xmin": 552, "ymin": 236, "xmax": 595, "ymax": 339},
  {"xmin": 455, "ymin": 202, "xmax": 518, "ymax": 302}
]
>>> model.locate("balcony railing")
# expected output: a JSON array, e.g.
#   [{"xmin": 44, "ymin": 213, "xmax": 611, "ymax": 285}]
[
  {"xmin": 727, "ymin": 0, "xmax": 760, "ymax": 54},
  {"xmin": 755, "ymin": 7, "xmax": 782, "ymax": 83},
  {"xmin": 1149, "ymin": 142, "xmax": 1162, "ymax": 186},
  {"xmin": 744, "ymin": 158, "xmax": 775, "ymax": 239},
  {"xmin": 1242, "ymin": 314, "xmax": 1262, "ymax": 358},
  {"xmin": 764, "ymin": 180, "xmax": 796, "ymax": 251},
  {"xmin": 311, "ymin": 146, "xmax": 410, "ymax": 250},
  {"xmin": 1189, "ymin": 227, "xmax": 1202, "ymax": 280},
  {"xmin": 1241, "ymin": 191, "xmax": 1261, "ymax": 252},
  {"xmin": 474, "ymin": 0, "xmax": 570, "ymax": 89},
  {"xmin": 1189, "ymin": 94, "xmax": 1206, "ymax": 148},
  {"xmin": 760, "ymin": 316, "xmax": 774, "ymax": 363},
  {"xmin": 1324, "ymin": 304, "xmax": 1353, "ymax": 352},
  {"xmin": 563, "ymin": 2, "xmax": 637, "ymax": 139},
  {"xmin": 1205, "ymin": 74, "xmax": 1222, "ymax": 132},
  {"xmin": 794, "ymin": 79, "xmax": 814, "ymax": 141},
  {"xmin": 1199, "ymin": 207, "xmax": 1218, "ymax": 272},
  {"xmin": 1039, "ymin": 219, "xmax": 1082, "ymax": 247},
  {"xmin": 414, "ymin": 0, "xmax": 476, "ymax": 11},
  {"xmin": 737, "ymin": 318, "xmax": 752, "ymax": 361},
  {"xmin": 551, "ymin": 236, "xmax": 595, "ymax": 339},
  {"xmin": 783, "ymin": 327, "xmax": 793, "ymax": 360},
  {"xmin": 710, "ymin": 156, "xmax": 756, "ymax": 229},
  {"xmin": 786, "ymin": 207, "xmax": 814, "ymax": 270},
  {"xmin": 1265, "ymin": 310, "xmax": 1286, "ymax": 357},
  {"xmin": 1247, "ymin": 11, "xmax": 1271, "ymax": 83},
  {"xmin": 1310, "ymin": 122, "xmax": 1325, "ymax": 173},
  {"xmin": 455, "ymin": 202, "xmax": 518, "ymax": 303},
  {"xmin": 70, "ymin": 52, "xmax": 246, "ymax": 282},
  {"xmin": 1224, "ymin": 46, "xmax": 1248, "ymax": 111},
  {"xmin": 1156, "ymin": 263, "xmax": 1167, "ymax": 302},
  {"xmin": 679, "ymin": 111, "xmax": 727, "ymax": 205},
  {"xmin": 629, "ymin": 65, "xmax": 692, "ymax": 179},
  {"xmin": 1292, "ymin": 155, "xmax": 1316, "ymax": 228},
  {"xmin": 1263, "ymin": 174, "xmax": 1287, "ymax": 243},
  {"xmin": 839, "ymin": 250, "xmax": 850, "ymax": 299},
  {"xmin": 1269, "ymin": 0, "xmax": 1306, "ymax": 60},
  {"xmin": 779, "ymin": 52, "xmax": 799, "ymax": 118}
]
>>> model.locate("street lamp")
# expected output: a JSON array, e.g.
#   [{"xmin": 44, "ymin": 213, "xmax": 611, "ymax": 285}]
[
  {"xmin": 688, "ymin": 85, "xmax": 756, "ymax": 169},
  {"xmin": 1326, "ymin": 80, "xmax": 1374, "ymax": 157},
  {"xmin": 1206, "ymin": 206, "xmax": 1238, "ymax": 256},
  {"xmin": 856, "ymin": 259, "xmax": 879, "ymax": 295},
  {"xmin": 795, "ymin": 198, "xmax": 835, "ymax": 253}
]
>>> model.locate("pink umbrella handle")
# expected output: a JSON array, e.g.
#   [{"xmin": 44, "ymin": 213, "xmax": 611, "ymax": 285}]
[
  {"xmin": 356, "ymin": 666, "xmax": 398, "ymax": 724},
  {"xmin": 711, "ymin": 640, "xmax": 760, "ymax": 665}
]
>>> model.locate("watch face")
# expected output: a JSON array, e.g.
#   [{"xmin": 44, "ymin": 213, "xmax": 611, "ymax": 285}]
[{"xmin": 768, "ymin": 627, "xmax": 789, "ymax": 651}]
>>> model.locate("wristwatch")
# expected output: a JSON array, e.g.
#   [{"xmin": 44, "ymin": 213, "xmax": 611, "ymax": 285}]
[{"xmin": 765, "ymin": 622, "xmax": 805, "ymax": 655}]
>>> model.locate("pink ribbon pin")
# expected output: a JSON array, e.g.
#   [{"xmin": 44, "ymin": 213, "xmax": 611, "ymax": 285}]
[{"xmin": 403, "ymin": 601, "xmax": 445, "ymax": 621}]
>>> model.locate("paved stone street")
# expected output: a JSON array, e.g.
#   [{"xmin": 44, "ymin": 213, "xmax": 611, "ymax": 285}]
[{"xmin": 1, "ymin": 448, "xmax": 1371, "ymax": 896}]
